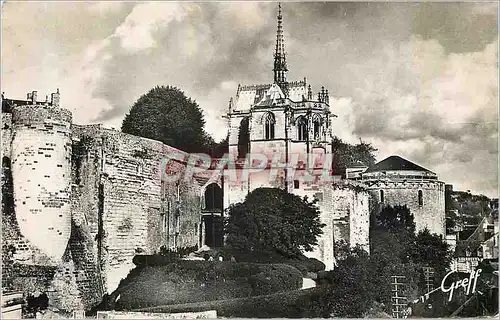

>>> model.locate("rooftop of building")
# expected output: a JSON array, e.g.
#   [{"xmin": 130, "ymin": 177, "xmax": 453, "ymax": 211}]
[
  {"xmin": 2, "ymin": 90, "xmax": 60, "ymax": 112},
  {"xmin": 347, "ymin": 161, "xmax": 369, "ymax": 169},
  {"xmin": 365, "ymin": 155, "xmax": 435, "ymax": 175}
]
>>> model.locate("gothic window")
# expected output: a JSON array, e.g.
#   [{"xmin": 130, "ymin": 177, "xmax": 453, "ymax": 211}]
[
  {"xmin": 380, "ymin": 190, "xmax": 384, "ymax": 203},
  {"xmin": 262, "ymin": 112, "xmax": 275, "ymax": 140},
  {"xmin": 204, "ymin": 183, "xmax": 223, "ymax": 210},
  {"xmin": 293, "ymin": 180, "xmax": 300, "ymax": 189},
  {"xmin": 237, "ymin": 117, "xmax": 250, "ymax": 159},
  {"xmin": 312, "ymin": 115, "xmax": 323, "ymax": 140},
  {"xmin": 296, "ymin": 116, "xmax": 308, "ymax": 141},
  {"xmin": 418, "ymin": 190, "xmax": 423, "ymax": 206}
]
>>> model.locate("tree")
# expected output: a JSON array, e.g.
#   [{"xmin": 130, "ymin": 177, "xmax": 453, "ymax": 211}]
[
  {"xmin": 322, "ymin": 241, "xmax": 377, "ymax": 317},
  {"xmin": 408, "ymin": 228, "xmax": 452, "ymax": 283},
  {"xmin": 205, "ymin": 135, "xmax": 228, "ymax": 158},
  {"xmin": 225, "ymin": 188, "xmax": 325, "ymax": 258},
  {"xmin": 369, "ymin": 205, "xmax": 449, "ymax": 313},
  {"xmin": 331, "ymin": 136, "xmax": 377, "ymax": 175},
  {"xmin": 122, "ymin": 86, "xmax": 209, "ymax": 153},
  {"xmin": 375, "ymin": 205, "xmax": 416, "ymax": 237}
]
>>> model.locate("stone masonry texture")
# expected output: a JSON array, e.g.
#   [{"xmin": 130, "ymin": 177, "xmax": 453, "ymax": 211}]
[{"xmin": 2, "ymin": 98, "xmax": 218, "ymax": 312}]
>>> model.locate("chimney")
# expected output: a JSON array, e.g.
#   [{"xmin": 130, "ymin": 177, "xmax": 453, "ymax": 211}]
[
  {"xmin": 51, "ymin": 88, "xmax": 60, "ymax": 107},
  {"xmin": 31, "ymin": 91, "xmax": 37, "ymax": 104}
]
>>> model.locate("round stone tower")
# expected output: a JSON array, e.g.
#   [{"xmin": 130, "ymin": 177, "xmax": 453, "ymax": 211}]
[
  {"xmin": 361, "ymin": 155, "xmax": 446, "ymax": 236},
  {"xmin": 10, "ymin": 90, "xmax": 73, "ymax": 263}
]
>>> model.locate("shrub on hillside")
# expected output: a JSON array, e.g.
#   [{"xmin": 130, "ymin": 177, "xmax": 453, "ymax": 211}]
[
  {"xmin": 111, "ymin": 261, "xmax": 302, "ymax": 310},
  {"xmin": 221, "ymin": 248, "xmax": 325, "ymax": 275}
]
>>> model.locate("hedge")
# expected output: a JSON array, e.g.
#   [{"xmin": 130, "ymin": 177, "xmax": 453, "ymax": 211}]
[
  {"xmin": 112, "ymin": 261, "xmax": 303, "ymax": 310},
  {"xmin": 217, "ymin": 249, "xmax": 326, "ymax": 276}
]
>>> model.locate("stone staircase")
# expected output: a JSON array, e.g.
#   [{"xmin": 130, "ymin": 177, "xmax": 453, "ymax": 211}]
[{"xmin": 1, "ymin": 291, "xmax": 23, "ymax": 319}]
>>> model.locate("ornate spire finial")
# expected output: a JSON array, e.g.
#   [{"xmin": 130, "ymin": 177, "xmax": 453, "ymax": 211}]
[
  {"xmin": 228, "ymin": 97, "xmax": 233, "ymax": 113},
  {"xmin": 273, "ymin": 2, "xmax": 288, "ymax": 97}
]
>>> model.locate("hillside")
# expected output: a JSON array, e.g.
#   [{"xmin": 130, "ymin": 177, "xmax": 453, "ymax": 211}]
[{"xmin": 446, "ymin": 190, "xmax": 493, "ymax": 232}]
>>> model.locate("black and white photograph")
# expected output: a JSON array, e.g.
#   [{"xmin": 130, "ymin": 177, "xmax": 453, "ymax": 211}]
[{"xmin": 1, "ymin": 1, "xmax": 498, "ymax": 318}]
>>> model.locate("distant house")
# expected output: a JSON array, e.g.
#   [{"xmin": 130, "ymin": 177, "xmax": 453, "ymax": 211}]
[{"xmin": 451, "ymin": 208, "xmax": 498, "ymax": 272}]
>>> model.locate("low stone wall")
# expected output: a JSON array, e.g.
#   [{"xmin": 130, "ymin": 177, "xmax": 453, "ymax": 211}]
[{"xmin": 96, "ymin": 310, "xmax": 217, "ymax": 319}]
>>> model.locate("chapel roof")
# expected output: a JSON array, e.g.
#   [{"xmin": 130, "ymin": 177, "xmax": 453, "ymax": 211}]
[{"xmin": 365, "ymin": 155, "xmax": 435, "ymax": 174}]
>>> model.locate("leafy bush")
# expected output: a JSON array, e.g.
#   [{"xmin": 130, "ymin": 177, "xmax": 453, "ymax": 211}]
[
  {"xmin": 225, "ymin": 188, "xmax": 324, "ymax": 258},
  {"xmin": 132, "ymin": 255, "xmax": 176, "ymax": 266},
  {"xmin": 111, "ymin": 261, "xmax": 302, "ymax": 311},
  {"xmin": 303, "ymin": 258, "xmax": 325, "ymax": 273},
  {"xmin": 220, "ymin": 248, "xmax": 325, "ymax": 276}
]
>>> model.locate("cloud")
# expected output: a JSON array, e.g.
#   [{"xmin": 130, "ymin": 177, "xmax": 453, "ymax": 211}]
[
  {"xmin": 2, "ymin": 2, "xmax": 497, "ymax": 197},
  {"xmin": 113, "ymin": 2, "xmax": 190, "ymax": 53},
  {"xmin": 339, "ymin": 36, "xmax": 498, "ymax": 196}
]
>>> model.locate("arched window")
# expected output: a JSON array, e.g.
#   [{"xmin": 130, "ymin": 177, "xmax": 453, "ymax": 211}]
[
  {"xmin": 312, "ymin": 115, "xmax": 323, "ymax": 140},
  {"xmin": 237, "ymin": 117, "xmax": 250, "ymax": 159},
  {"xmin": 380, "ymin": 190, "xmax": 384, "ymax": 203},
  {"xmin": 296, "ymin": 116, "xmax": 307, "ymax": 141},
  {"xmin": 262, "ymin": 112, "xmax": 275, "ymax": 140},
  {"xmin": 204, "ymin": 183, "xmax": 223, "ymax": 210},
  {"xmin": 418, "ymin": 190, "xmax": 423, "ymax": 206}
]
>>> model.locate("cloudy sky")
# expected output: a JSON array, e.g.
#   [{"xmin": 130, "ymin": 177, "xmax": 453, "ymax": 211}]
[{"xmin": 2, "ymin": 1, "xmax": 498, "ymax": 197}]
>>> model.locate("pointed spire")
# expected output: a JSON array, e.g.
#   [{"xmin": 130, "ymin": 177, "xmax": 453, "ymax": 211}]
[
  {"xmin": 273, "ymin": 2, "xmax": 288, "ymax": 97},
  {"xmin": 228, "ymin": 97, "xmax": 233, "ymax": 113}
]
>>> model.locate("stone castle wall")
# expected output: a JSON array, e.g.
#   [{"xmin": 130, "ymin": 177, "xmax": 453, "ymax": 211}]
[
  {"xmin": 72, "ymin": 127, "xmax": 205, "ymax": 294},
  {"xmin": 2, "ymin": 104, "xmax": 99, "ymax": 311},
  {"xmin": 2, "ymin": 101, "xmax": 211, "ymax": 312},
  {"xmin": 2, "ymin": 112, "xmax": 12, "ymax": 157},
  {"xmin": 367, "ymin": 180, "xmax": 446, "ymax": 236},
  {"xmin": 223, "ymin": 160, "xmax": 371, "ymax": 271},
  {"xmin": 293, "ymin": 180, "xmax": 370, "ymax": 270}
]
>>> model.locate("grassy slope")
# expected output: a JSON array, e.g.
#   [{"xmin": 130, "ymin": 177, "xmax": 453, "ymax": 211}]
[
  {"xmin": 113, "ymin": 261, "xmax": 303, "ymax": 310},
  {"xmin": 130, "ymin": 287, "xmax": 328, "ymax": 318}
]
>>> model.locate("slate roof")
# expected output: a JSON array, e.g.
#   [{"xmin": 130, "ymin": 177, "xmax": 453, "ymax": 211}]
[
  {"xmin": 365, "ymin": 155, "xmax": 434, "ymax": 174},
  {"xmin": 347, "ymin": 161, "xmax": 368, "ymax": 168}
]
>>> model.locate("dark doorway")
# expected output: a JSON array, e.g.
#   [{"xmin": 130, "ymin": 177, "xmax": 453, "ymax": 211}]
[
  {"xmin": 204, "ymin": 183, "xmax": 223, "ymax": 210},
  {"xmin": 203, "ymin": 215, "xmax": 224, "ymax": 248}
]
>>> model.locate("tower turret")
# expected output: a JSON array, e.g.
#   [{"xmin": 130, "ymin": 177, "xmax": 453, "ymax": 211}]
[{"xmin": 10, "ymin": 89, "xmax": 72, "ymax": 264}]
